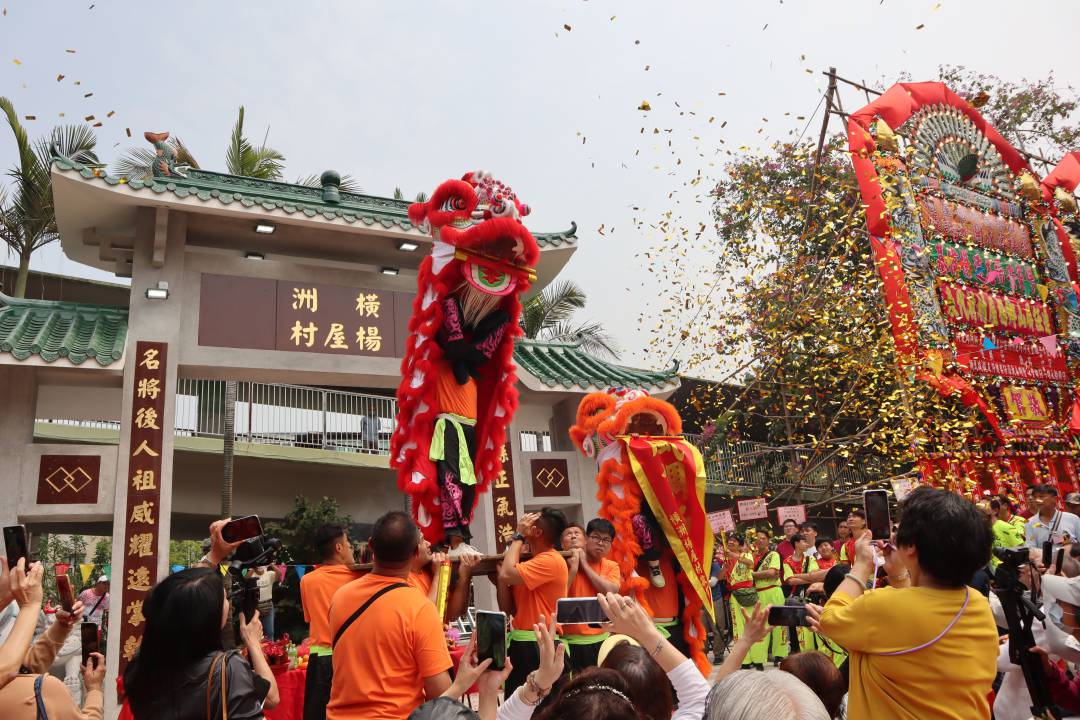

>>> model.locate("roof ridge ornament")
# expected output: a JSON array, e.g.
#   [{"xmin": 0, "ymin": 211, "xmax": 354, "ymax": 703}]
[{"xmin": 144, "ymin": 131, "xmax": 191, "ymax": 178}]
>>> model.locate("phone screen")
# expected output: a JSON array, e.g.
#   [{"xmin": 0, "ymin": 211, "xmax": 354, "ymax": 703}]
[
  {"xmin": 556, "ymin": 598, "xmax": 608, "ymax": 625},
  {"xmin": 1055, "ymin": 548, "xmax": 1066, "ymax": 576},
  {"xmin": 56, "ymin": 575, "xmax": 74, "ymax": 613},
  {"xmin": 768, "ymin": 605, "xmax": 810, "ymax": 627},
  {"xmin": 864, "ymin": 490, "xmax": 891, "ymax": 541},
  {"xmin": 221, "ymin": 516, "xmax": 262, "ymax": 544},
  {"xmin": 81, "ymin": 623, "xmax": 99, "ymax": 666},
  {"xmin": 475, "ymin": 611, "xmax": 507, "ymax": 671},
  {"xmin": 1043, "ymin": 541, "xmax": 1054, "ymax": 570},
  {"xmin": 242, "ymin": 582, "xmax": 259, "ymax": 623},
  {"xmin": 3, "ymin": 525, "xmax": 28, "ymax": 569}
]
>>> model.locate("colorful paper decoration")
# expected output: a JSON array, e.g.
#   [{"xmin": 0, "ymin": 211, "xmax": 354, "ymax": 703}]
[
  {"xmin": 939, "ymin": 281, "xmax": 1055, "ymax": 337},
  {"xmin": 927, "ymin": 241, "xmax": 1040, "ymax": 298},
  {"xmin": 1002, "ymin": 385, "xmax": 1052, "ymax": 424},
  {"xmin": 54, "ymin": 563, "xmax": 70, "ymax": 576},
  {"xmin": 79, "ymin": 564, "xmax": 94, "ymax": 584}
]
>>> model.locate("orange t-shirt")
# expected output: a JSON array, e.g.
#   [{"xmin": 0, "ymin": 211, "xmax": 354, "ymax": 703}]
[
  {"xmin": 434, "ymin": 359, "xmax": 478, "ymax": 418},
  {"xmin": 327, "ymin": 573, "xmax": 452, "ymax": 720},
  {"xmin": 511, "ymin": 548, "xmax": 569, "ymax": 631},
  {"xmin": 300, "ymin": 564, "xmax": 363, "ymax": 647},
  {"xmin": 642, "ymin": 559, "xmax": 679, "ymax": 620},
  {"xmin": 565, "ymin": 557, "xmax": 621, "ymax": 635},
  {"xmin": 407, "ymin": 569, "xmax": 432, "ymax": 597}
]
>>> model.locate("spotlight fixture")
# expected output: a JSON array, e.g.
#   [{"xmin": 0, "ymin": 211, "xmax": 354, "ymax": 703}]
[
  {"xmin": 254, "ymin": 223, "xmax": 276, "ymax": 234},
  {"xmin": 244, "ymin": 251, "xmax": 265, "ymax": 260},
  {"xmin": 397, "ymin": 241, "xmax": 419, "ymax": 252},
  {"xmin": 145, "ymin": 281, "xmax": 170, "ymax": 300},
  {"xmin": 380, "ymin": 267, "xmax": 400, "ymax": 276}
]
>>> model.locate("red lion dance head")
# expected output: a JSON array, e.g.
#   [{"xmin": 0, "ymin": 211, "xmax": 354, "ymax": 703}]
[
  {"xmin": 391, "ymin": 171, "xmax": 539, "ymax": 544},
  {"xmin": 570, "ymin": 389, "xmax": 714, "ymax": 675}
]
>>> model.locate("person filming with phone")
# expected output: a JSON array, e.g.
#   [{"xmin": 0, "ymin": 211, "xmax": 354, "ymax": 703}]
[
  {"xmin": 0, "ymin": 557, "xmax": 105, "ymax": 720},
  {"xmin": 816, "ymin": 486, "xmax": 998, "ymax": 720}
]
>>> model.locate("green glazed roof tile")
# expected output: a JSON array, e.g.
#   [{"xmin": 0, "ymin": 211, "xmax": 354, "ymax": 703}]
[
  {"xmin": 0, "ymin": 293, "xmax": 128, "ymax": 367},
  {"xmin": 52, "ymin": 154, "xmax": 577, "ymax": 247},
  {"xmin": 513, "ymin": 338, "xmax": 678, "ymax": 392}
]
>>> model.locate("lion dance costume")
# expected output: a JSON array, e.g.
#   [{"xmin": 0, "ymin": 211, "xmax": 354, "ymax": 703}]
[
  {"xmin": 391, "ymin": 172, "xmax": 539, "ymax": 544},
  {"xmin": 570, "ymin": 389, "xmax": 715, "ymax": 674}
]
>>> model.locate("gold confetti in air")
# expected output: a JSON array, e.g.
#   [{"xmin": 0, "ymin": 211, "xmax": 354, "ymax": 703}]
[
  {"xmin": 92, "ymin": 122, "xmax": 102, "ymax": 127},
  {"xmin": 56, "ymin": 74, "xmax": 64, "ymax": 82},
  {"xmin": 65, "ymin": 49, "xmax": 75, "ymax": 54},
  {"xmin": 84, "ymin": 114, "xmax": 94, "ymax": 121},
  {"xmin": 915, "ymin": 23, "xmax": 925, "ymax": 29},
  {"xmin": 106, "ymin": 110, "xmax": 115, "ymax": 118},
  {"xmin": 125, "ymin": 128, "xmax": 132, "ymax": 137},
  {"xmin": 638, "ymin": 101, "xmax": 652, "ymax": 111},
  {"xmin": 12, "ymin": 58, "xmax": 20, "ymax": 65},
  {"xmin": 83, "ymin": 92, "xmax": 93, "ymax": 98},
  {"xmin": 23, "ymin": 115, "xmax": 35, "ymax": 120},
  {"xmin": 563, "ymin": 24, "xmax": 571, "ymax": 31}
]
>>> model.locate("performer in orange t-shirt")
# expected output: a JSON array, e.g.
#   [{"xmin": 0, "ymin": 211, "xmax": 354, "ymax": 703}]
[
  {"xmin": 328, "ymin": 511, "xmax": 452, "ymax": 720},
  {"xmin": 563, "ymin": 518, "xmax": 622, "ymax": 671},
  {"xmin": 299, "ymin": 524, "xmax": 361, "ymax": 720},
  {"xmin": 497, "ymin": 507, "xmax": 569, "ymax": 694}
]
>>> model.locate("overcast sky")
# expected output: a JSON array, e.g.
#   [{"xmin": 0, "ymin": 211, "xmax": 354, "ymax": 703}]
[{"xmin": 2, "ymin": 1, "xmax": 1079, "ymax": 372}]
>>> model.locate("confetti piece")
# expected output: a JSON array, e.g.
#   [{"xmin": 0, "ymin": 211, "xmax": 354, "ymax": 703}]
[
  {"xmin": 915, "ymin": 23, "xmax": 925, "ymax": 29},
  {"xmin": 932, "ymin": 2, "xmax": 941, "ymax": 9},
  {"xmin": 83, "ymin": 92, "xmax": 93, "ymax": 98},
  {"xmin": 84, "ymin": 114, "xmax": 94, "ymax": 121},
  {"xmin": 56, "ymin": 74, "xmax": 64, "ymax": 82},
  {"xmin": 126, "ymin": 128, "xmax": 132, "ymax": 137},
  {"xmin": 634, "ymin": 39, "xmax": 640, "ymax": 45},
  {"xmin": 58, "ymin": 112, "xmax": 64, "ymax": 117},
  {"xmin": 92, "ymin": 122, "xmax": 102, "ymax": 127},
  {"xmin": 762, "ymin": 23, "xmax": 768, "ymax": 30},
  {"xmin": 610, "ymin": 15, "xmax": 615, "ymax": 20},
  {"xmin": 644, "ymin": 65, "xmax": 650, "ymax": 71},
  {"xmin": 65, "ymin": 49, "xmax": 75, "ymax": 53},
  {"xmin": 638, "ymin": 101, "xmax": 652, "ymax": 111},
  {"xmin": 23, "ymin": 115, "xmax": 35, "ymax": 120},
  {"xmin": 74, "ymin": 80, "xmax": 81, "ymax": 86},
  {"xmin": 106, "ymin": 110, "xmax": 115, "ymax": 117},
  {"xmin": 12, "ymin": 58, "xmax": 20, "ymax": 65},
  {"xmin": 563, "ymin": 23, "xmax": 571, "ymax": 31}
]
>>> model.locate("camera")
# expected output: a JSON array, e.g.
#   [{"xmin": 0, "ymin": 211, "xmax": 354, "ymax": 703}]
[{"xmin": 993, "ymin": 546, "xmax": 1030, "ymax": 567}]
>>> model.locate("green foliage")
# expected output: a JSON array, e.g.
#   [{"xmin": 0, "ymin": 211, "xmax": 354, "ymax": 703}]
[
  {"xmin": 0, "ymin": 97, "xmax": 98, "ymax": 296},
  {"xmin": 226, "ymin": 106, "xmax": 285, "ymax": 180},
  {"xmin": 264, "ymin": 496, "xmax": 354, "ymax": 642},
  {"xmin": 521, "ymin": 279, "xmax": 619, "ymax": 359},
  {"xmin": 169, "ymin": 539, "xmax": 203, "ymax": 568}
]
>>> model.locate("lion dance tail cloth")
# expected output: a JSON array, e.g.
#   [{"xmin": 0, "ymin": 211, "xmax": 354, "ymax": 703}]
[
  {"xmin": 570, "ymin": 389, "xmax": 715, "ymax": 675},
  {"xmin": 391, "ymin": 172, "xmax": 540, "ymax": 544}
]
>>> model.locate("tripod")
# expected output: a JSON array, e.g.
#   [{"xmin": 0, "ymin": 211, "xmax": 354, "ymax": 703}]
[{"xmin": 994, "ymin": 556, "xmax": 1063, "ymax": 720}]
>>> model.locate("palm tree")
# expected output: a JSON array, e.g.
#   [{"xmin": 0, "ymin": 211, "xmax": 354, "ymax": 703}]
[
  {"xmin": 224, "ymin": 106, "xmax": 284, "ymax": 179},
  {"xmin": 0, "ymin": 97, "xmax": 98, "ymax": 297},
  {"xmin": 521, "ymin": 279, "xmax": 619, "ymax": 359}
]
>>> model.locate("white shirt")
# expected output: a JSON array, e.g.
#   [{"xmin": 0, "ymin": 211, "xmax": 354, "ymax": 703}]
[
  {"xmin": 256, "ymin": 569, "xmax": 276, "ymax": 603},
  {"xmin": 1025, "ymin": 510, "xmax": 1080, "ymax": 550}
]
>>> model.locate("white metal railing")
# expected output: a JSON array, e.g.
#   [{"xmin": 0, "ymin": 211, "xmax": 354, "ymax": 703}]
[
  {"xmin": 174, "ymin": 380, "xmax": 397, "ymax": 454},
  {"xmin": 39, "ymin": 380, "xmax": 398, "ymax": 457}
]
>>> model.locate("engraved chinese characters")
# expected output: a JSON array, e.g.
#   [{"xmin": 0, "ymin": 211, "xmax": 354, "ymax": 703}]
[
  {"xmin": 117, "ymin": 342, "xmax": 167, "ymax": 673},
  {"xmin": 490, "ymin": 444, "xmax": 519, "ymax": 553}
]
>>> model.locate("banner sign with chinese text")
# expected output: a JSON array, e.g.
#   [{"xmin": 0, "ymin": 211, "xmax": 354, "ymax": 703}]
[
  {"xmin": 918, "ymin": 194, "xmax": 1034, "ymax": 258},
  {"xmin": 952, "ymin": 331, "xmax": 1068, "ymax": 383},
  {"xmin": 775, "ymin": 505, "xmax": 807, "ymax": 526},
  {"xmin": 736, "ymin": 497, "xmax": 768, "ymax": 521},
  {"xmin": 490, "ymin": 444, "xmax": 519, "ymax": 553},
  {"xmin": 625, "ymin": 437, "xmax": 714, "ymax": 619},
  {"xmin": 198, "ymin": 274, "xmax": 412, "ymax": 358},
  {"xmin": 927, "ymin": 241, "xmax": 1040, "ymax": 299},
  {"xmin": 117, "ymin": 342, "xmax": 166, "ymax": 675},
  {"xmin": 938, "ymin": 281, "xmax": 1054, "ymax": 337},
  {"xmin": 1002, "ymin": 385, "xmax": 1052, "ymax": 424},
  {"xmin": 707, "ymin": 510, "xmax": 735, "ymax": 534}
]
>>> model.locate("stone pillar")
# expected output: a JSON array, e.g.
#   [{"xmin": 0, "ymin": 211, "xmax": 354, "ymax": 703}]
[
  {"xmin": 0, "ymin": 365, "xmax": 37, "ymax": 529},
  {"xmin": 104, "ymin": 209, "xmax": 186, "ymax": 716}
]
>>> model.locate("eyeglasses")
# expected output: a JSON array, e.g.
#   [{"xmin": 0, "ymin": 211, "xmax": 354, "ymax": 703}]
[{"xmin": 588, "ymin": 535, "xmax": 613, "ymax": 545}]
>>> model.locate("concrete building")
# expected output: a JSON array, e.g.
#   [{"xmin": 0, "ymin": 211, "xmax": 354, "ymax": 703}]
[{"xmin": 0, "ymin": 149, "xmax": 679, "ymax": 711}]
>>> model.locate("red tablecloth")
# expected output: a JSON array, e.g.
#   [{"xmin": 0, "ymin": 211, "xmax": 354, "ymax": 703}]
[{"xmin": 265, "ymin": 666, "xmax": 306, "ymax": 720}]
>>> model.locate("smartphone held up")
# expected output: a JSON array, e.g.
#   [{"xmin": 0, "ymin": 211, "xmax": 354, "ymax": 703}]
[
  {"xmin": 863, "ymin": 489, "xmax": 892, "ymax": 541},
  {"xmin": 3, "ymin": 525, "xmax": 29, "ymax": 570}
]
